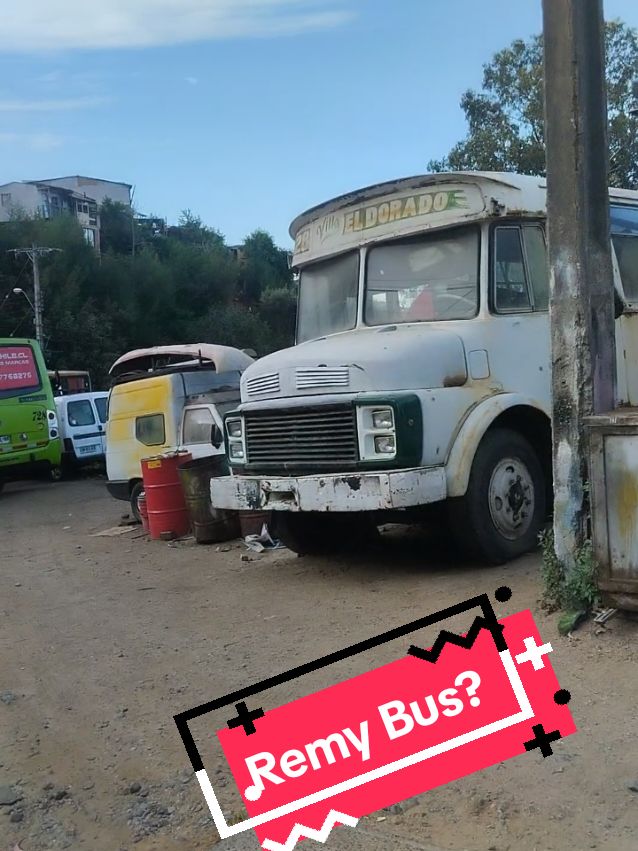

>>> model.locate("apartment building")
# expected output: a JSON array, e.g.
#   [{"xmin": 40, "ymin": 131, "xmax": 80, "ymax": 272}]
[{"xmin": 0, "ymin": 176, "xmax": 132, "ymax": 253}]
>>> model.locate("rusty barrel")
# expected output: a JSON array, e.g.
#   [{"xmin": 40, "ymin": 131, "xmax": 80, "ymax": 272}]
[
  {"xmin": 137, "ymin": 491, "xmax": 150, "ymax": 534},
  {"xmin": 178, "ymin": 454, "xmax": 240, "ymax": 544},
  {"xmin": 142, "ymin": 451, "xmax": 192, "ymax": 540}
]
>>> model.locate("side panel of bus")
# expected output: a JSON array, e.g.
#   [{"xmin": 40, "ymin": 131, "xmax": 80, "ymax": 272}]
[{"xmin": 0, "ymin": 339, "xmax": 61, "ymax": 482}]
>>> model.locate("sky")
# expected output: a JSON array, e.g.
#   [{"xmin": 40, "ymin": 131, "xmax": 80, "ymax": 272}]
[{"xmin": 2, "ymin": 0, "xmax": 638, "ymax": 247}]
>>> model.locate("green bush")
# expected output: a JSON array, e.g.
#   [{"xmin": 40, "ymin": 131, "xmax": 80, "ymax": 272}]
[{"xmin": 540, "ymin": 528, "xmax": 601, "ymax": 612}]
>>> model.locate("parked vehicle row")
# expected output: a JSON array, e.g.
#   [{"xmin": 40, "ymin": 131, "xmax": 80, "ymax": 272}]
[
  {"xmin": 0, "ymin": 339, "xmax": 253, "ymax": 515},
  {"xmin": 9, "ymin": 171, "xmax": 638, "ymax": 568}
]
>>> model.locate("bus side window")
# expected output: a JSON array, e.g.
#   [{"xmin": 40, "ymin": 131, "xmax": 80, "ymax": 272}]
[
  {"xmin": 611, "ymin": 204, "xmax": 638, "ymax": 304},
  {"xmin": 493, "ymin": 227, "xmax": 533, "ymax": 312},
  {"xmin": 135, "ymin": 414, "xmax": 165, "ymax": 446},
  {"xmin": 612, "ymin": 236, "xmax": 638, "ymax": 302}
]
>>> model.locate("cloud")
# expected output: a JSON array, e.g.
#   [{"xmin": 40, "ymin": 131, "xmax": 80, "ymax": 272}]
[
  {"xmin": 0, "ymin": 96, "xmax": 110, "ymax": 111},
  {"xmin": 185, "ymin": 76, "xmax": 199, "ymax": 86},
  {"xmin": 2, "ymin": 0, "xmax": 353, "ymax": 52},
  {"xmin": 0, "ymin": 132, "xmax": 65, "ymax": 150}
]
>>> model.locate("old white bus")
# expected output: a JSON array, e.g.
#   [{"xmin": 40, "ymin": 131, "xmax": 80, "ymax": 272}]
[{"xmin": 211, "ymin": 172, "xmax": 638, "ymax": 562}]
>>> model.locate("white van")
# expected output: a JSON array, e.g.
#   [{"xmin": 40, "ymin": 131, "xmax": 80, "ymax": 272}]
[{"xmin": 55, "ymin": 392, "xmax": 108, "ymax": 466}]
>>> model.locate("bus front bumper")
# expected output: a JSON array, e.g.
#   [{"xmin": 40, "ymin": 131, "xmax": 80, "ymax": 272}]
[{"xmin": 210, "ymin": 467, "xmax": 447, "ymax": 513}]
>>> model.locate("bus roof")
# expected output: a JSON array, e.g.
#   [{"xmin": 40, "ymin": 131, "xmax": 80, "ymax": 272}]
[
  {"xmin": 289, "ymin": 171, "xmax": 638, "ymax": 239},
  {"xmin": 109, "ymin": 344, "xmax": 254, "ymax": 377}
]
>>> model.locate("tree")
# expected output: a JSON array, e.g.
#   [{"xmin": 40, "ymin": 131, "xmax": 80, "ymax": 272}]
[
  {"xmin": 239, "ymin": 229, "xmax": 293, "ymax": 303},
  {"xmin": 0, "ymin": 205, "xmax": 296, "ymax": 382},
  {"xmin": 258, "ymin": 287, "xmax": 297, "ymax": 351},
  {"xmin": 100, "ymin": 199, "xmax": 135, "ymax": 255},
  {"xmin": 171, "ymin": 209, "xmax": 225, "ymax": 249},
  {"xmin": 429, "ymin": 20, "xmax": 638, "ymax": 187}
]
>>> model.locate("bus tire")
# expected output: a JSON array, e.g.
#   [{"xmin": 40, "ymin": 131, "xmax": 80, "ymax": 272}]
[
  {"xmin": 50, "ymin": 465, "xmax": 63, "ymax": 482},
  {"xmin": 130, "ymin": 481, "xmax": 144, "ymax": 523},
  {"xmin": 273, "ymin": 512, "xmax": 378, "ymax": 556},
  {"xmin": 447, "ymin": 427, "xmax": 546, "ymax": 565}
]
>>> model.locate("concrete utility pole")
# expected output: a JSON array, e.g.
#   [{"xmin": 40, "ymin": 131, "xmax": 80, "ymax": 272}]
[
  {"xmin": 542, "ymin": 0, "xmax": 617, "ymax": 575},
  {"xmin": 7, "ymin": 245, "xmax": 61, "ymax": 349}
]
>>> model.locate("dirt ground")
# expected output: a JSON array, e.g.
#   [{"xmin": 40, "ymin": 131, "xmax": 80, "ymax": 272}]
[{"xmin": 1, "ymin": 477, "xmax": 638, "ymax": 851}]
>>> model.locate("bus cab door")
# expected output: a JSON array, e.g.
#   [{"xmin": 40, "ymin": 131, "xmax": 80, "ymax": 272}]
[{"xmin": 179, "ymin": 404, "xmax": 225, "ymax": 460}]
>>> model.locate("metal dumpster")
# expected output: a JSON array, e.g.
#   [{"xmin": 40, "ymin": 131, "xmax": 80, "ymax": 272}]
[
  {"xmin": 587, "ymin": 408, "xmax": 638, "ymax": 610},
  {"xmin": 178, "ymin": 455, "xmax": 240, "ymax": 545}
]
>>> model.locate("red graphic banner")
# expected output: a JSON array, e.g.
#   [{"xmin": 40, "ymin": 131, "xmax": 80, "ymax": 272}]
[
  {"xmin": 214, "ymin": 610, "xmax": 575, "ymax": 850},
  {"xmin": 0, "ymin": 346, "xmax": 38, "ymax": 391}
]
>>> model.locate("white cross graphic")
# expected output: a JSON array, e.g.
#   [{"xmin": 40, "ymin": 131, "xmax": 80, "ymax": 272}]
[{"xmin": 515, "ymin": 636, "xmax": 554, "ymax": 670}]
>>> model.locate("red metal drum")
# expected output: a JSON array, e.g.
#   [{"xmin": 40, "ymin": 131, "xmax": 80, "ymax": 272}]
[{"xmin": 142, "ymin": 451, "xmax": 192, "ymax": 540}]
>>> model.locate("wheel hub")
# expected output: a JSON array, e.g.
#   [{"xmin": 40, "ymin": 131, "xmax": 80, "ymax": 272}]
[{"xmin": 488, "ymin": 457, "xmax": 535, "ymax": 541}]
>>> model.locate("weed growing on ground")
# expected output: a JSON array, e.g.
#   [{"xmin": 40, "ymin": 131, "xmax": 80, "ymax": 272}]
[{"xmin": 540, "ymin": 528, "xmax": 601, "ymax": 613}]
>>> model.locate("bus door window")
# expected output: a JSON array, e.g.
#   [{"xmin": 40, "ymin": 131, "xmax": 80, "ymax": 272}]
[
  {"xmin": 494, "ymin": 227, "xmax": 533, "ymax": 312},
  {"xmin": 493, "ymin": 224, "xmax": 549, "ymax": 314},
  {"xmin": 523, "ymin": 226, "xmax": 549, "ymax": 311}
]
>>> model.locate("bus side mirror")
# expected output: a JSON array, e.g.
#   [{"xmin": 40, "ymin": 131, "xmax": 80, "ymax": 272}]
[{"xmin": 211, "ymin": 424, "xmax": 223, "ymax": 449}]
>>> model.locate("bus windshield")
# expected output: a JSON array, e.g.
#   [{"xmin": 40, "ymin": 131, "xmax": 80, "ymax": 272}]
[
  {"xmin": 365, "ymin": 226, "xmax": 480, "ymax": 325},
  {"xmin": 296, "ymin": 227, "xmax": 480, "ymax": 343},
  {"xmin": 0, "ymin": 344, "xmax": 42, "ymax": 399},
  {"xmin": 297, "ymin": 252, "xmax": 359, "ymax": 343}
]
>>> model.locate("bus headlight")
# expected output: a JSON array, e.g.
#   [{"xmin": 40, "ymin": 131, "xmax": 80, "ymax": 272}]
[
  {"xmin": 226, "ymin": 417, "xmax": 246, "ymax": 464},
  {"xmin": 374, "ymin": 435, "xmax": 396, "ymax": 454},
  {"xmin": 356, "ymin": 404, "xmax": 397, "ymax": 461},
  {"xmin": 372, "ymin": 408, "xmax": 394, "ymax": 430},
  {"xmin": 227, "ymin": 419, "xmax": 243, "ymax": 439}
]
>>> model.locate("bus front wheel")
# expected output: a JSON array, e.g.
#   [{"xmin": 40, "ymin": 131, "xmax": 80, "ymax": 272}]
[{"xmin": 448, "ymin": 428, "xmax": 546, "ymax": 565}]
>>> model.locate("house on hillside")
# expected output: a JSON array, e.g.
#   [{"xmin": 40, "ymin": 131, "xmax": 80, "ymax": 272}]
[
  {"xmin": 35, "ymin": 176, "xmax": 132, "ymax": 208},
  {"xmin": 0, "ymin": 175, "xmax": 133, "ymax": 253}
]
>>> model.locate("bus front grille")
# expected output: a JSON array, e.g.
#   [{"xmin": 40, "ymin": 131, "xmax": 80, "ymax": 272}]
[{"xmin": 244, "ymin": 404, "xmax": 358, "ymax": 469}]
